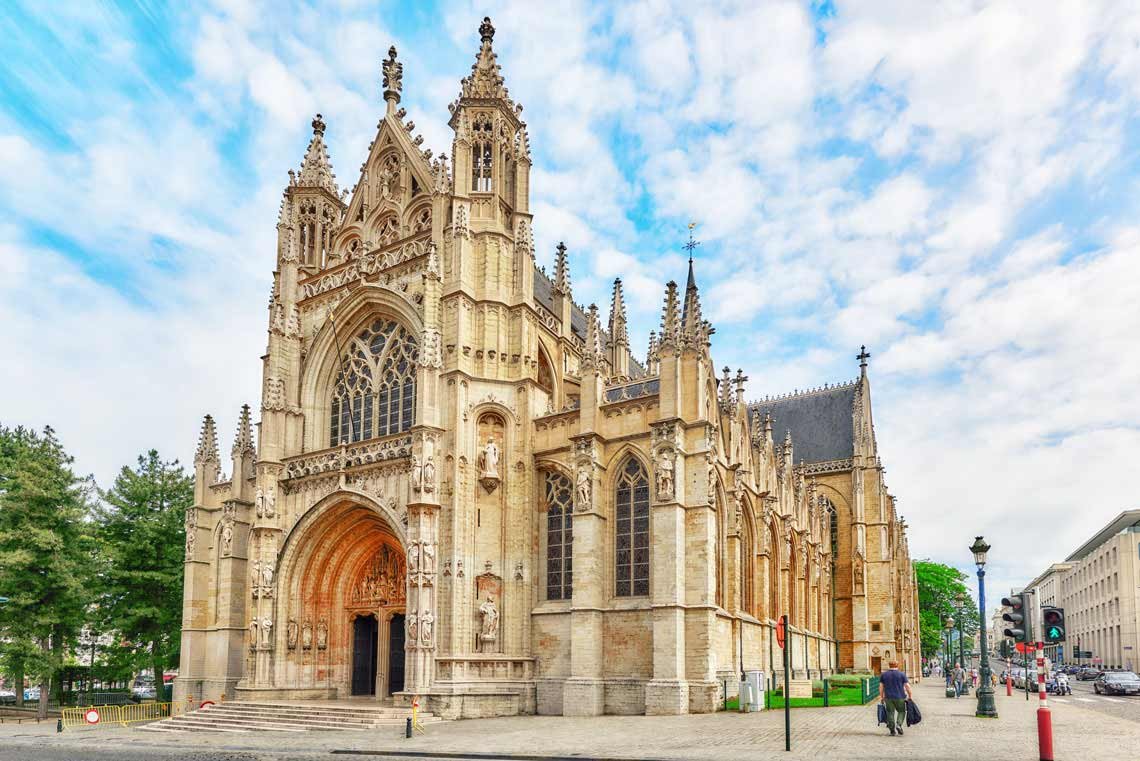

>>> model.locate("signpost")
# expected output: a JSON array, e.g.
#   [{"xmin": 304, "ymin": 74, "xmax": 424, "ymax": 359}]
[{"xmin": 779, "ymin": 615, "xmax": 790, "ymax": 752}]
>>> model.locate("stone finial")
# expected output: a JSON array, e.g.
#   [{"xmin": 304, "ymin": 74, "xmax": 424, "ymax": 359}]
[
  {"xmin": 857, "ymin": 344, "xmax": 871, "ymax": 372},
  {"xmin": 232, "ymin": 404, "xmax": 255, "ymax": 457},
  {"xmin": 296, "ymin": 114, "xmax": 339, "ymax": 196},
  {"xmin": 382, "ymin": 45, "xmax": 403, "ymax": 111},
  {"xmin": 195, "ymin": 414, "xmax": 220, "ymax": 465},
  {"xmin": 734, "ymin": 369, "xmax": 748, "ymax": 402},
  {"xmin": 659, "ymin": 280, "xmax": 681, "ymax": 348},
  {"xmin": 720, "ymin": 366, "xmax": 733, "ymax": 407},
  {"xmin": 479, "ymin": 15, "xmax": 495, "ymax": 42},
  {"xmin": 608, "ymin": 278, "xmax": 628, "ymax": 348},
  {"xmin": 646, "ymin": 330, "xmax": 660, "ymax": 374},
  {"xmin": 582, "ymin": 303, "xmax": 605, "ymax": 371},
  {"xmin": 553, "ymin": 242, "xmax": 571, "ymax": 297},
  {"xmin": 457, "ymin": 14, "xmax": 516, "ymax": 110}
]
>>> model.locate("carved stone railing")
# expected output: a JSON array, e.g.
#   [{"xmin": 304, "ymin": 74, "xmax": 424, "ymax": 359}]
[
  {"xmin": 798, "ymin": 458, "xmax": 853, "ymax": 476},
  {"xmin": 536, "ymin": 303, "xmax": 560, "ymax": 332},
  {"xmin": 300, "ymin": 234, "xmax": 431, "ymax": 301},
  {"xmin": 434, "ymin": 655, "xmax": 534, "ymax": 682},
  {"xmin": 604, "ymin": 378, "xmax": 660, "ymax": 403},
  {"xmin": 283, "ymin": 434, "xmax": 413, "ymax": 480}
]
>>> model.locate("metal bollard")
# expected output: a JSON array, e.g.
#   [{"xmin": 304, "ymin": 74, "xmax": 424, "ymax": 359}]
[
  {"xmin": 56, "ymin": 718, "xmax": 62, "ymax": 733},
  {"xmin": 823, "ymin": 679, "xmax": 829, "ymax": 707},
  {"xmin": 405, "ymin": 716, "xmax": 412, "ymax": 738}
]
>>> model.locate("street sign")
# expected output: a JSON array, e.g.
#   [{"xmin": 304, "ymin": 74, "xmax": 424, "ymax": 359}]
[
  {"xmin": 1015, "ymin": 642, "xmax": 1031, "ymax": 654},
  {"xmin": 776, "ymin": 617, "xmax": 785, "ymax": 649},
  {"xmin": 84, "ymin": 708, "xmax": 100, "ymax": 725}
]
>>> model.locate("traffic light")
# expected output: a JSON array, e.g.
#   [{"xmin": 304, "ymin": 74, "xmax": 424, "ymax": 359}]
[
  {"xmin": 999, "ymin": 639, "xmax": 1012, "ymax": 659},
  {"xmin": 1001, "ymin": 594, "xmax": 1029, "ymax": 643},
  {"xmin": 1042, "ymin": 606, "xmax": 1066, "ymax": 644}
]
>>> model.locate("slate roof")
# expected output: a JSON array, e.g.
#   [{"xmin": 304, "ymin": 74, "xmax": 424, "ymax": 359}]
[{"xmin": 749, "ymin": 382, "xmax": 859, "ymax": 464}]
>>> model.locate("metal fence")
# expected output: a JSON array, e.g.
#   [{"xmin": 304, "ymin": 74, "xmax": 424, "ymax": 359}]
[{"xmin": 60, "ymin": 697, "xmax": 192, "ymax": 730}]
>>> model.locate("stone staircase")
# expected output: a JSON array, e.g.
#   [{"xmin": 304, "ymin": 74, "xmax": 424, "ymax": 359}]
[{"xmin": 140, "ymin": 700, "xmax": 441, "ymax": 734}]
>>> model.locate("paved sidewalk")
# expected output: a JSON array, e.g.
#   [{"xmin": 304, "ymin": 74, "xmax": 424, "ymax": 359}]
[{"xmin": 0, "ymin": 681, "xmax": 1134, "ymax": 760}]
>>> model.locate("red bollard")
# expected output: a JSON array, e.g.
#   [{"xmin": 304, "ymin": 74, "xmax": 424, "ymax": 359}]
[
  {"xmin": 1037, "ymin": 706, "xmax": 1054, "ymax": 761},
  {"xmin": 1006, "ymin": 674, "xmax": 1012, "ymax": 697}
]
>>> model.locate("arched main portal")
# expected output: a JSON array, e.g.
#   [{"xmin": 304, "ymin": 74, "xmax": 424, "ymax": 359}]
[{"xmin": 276, "ymin": 496, "xmax": 408, "ymax": 699}]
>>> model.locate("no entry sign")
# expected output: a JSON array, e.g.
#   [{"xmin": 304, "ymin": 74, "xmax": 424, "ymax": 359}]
[{"xmin": 84, "ymin": 708, "xmax": 100, "ymax": 725}]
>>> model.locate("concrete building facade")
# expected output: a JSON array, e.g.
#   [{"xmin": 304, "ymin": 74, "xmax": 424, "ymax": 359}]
[{"xmin": 173, "ymin": 18, "xmax": 921, "ymax": 719}]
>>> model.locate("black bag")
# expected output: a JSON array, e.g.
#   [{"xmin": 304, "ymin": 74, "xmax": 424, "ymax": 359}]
[
  {"xmin": 877, "ymin": 702, "xmax": 887, "ymax": 725},
  {"xmin": 905, "ymin": 699, "xmax": 922, "ymax": 727}
]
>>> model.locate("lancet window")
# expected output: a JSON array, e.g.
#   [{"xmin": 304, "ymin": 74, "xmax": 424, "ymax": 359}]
[
  {"xmin": 329, "ymin": 318, "xmax": 418, "ymax": 446},
  {"xmin": 544, "ymin": 472, "xmax": 573, "ymax": 601},
  {"xmin": 614, "ymin": 457, "xmax": 650, "ymax": 597},
  {"xmin": 741, "ymin": 509, "xmax": 756, "ymax": 616},
  {"xmin": 471, "ymin": 113, "xmax": 493, "ymax": 192}
]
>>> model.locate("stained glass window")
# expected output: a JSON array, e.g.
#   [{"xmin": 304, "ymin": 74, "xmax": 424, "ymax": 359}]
[
  {"xmin": 545, "ymin": 472, "xmax": 573, "ymax": 601},
  {"xmin": 330, "ymin": 318, "xmax": 418, "ymax": 445},
  {"xmin": 615, "ymin": 457, "xmax": 650, "ymax": 597}
]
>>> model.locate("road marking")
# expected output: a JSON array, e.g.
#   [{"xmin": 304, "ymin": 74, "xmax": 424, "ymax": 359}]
[
  {"xmin": 1103, "ymin": 697, "xmax": 1123, "ymax": 703},
  {"xmin": 1052, "ymin": 698, "xmax": 1068, "ymax": 703},
  {"xmin": 1076, "ymin": 697, "xmax": 1095, "ymax": 702}
]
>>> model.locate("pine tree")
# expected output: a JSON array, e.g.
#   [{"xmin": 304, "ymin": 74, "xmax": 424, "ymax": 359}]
[
  {"xmin": 93, "ymin": 450, "xmax": 191, "ymax": 695},
  {"xmin": 0, "ymin": 425, "xmax": 93, "ymax": 717}
]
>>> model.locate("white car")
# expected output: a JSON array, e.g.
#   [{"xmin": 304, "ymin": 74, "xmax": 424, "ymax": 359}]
[{"xmin": 0, "ymin": 689, "xmax": 17, "ymax": 705}]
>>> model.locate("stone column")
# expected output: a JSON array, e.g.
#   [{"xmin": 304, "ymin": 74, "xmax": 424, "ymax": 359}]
[
  {"xmin": 406, "ymin": 427, "xmax": 443, "ymax": 694},
  {"xmin": 563, "ymin": 434, "xmax": 605, "ymax": 716}
]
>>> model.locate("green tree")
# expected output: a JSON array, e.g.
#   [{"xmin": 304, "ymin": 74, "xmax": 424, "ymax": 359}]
[
  {"xmin": 0, "ymin": 425, "xmax": 93, "ymax": 717},
  {"xmin": 914, "ymin": 560, "xmax": 979, "ymax": 660},
  {"xmin": 93, "ymin": 450, "xmax": 190, "ymax": 692}
]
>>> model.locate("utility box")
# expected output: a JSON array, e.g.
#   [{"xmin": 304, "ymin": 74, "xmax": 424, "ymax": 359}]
[{"xmin": 746, "ymin": 670, "xmax": 764, "ymax": 711}]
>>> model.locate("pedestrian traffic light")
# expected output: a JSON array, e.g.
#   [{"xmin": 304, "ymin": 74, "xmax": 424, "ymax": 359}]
[
  {"xmin": 1001, "ymin": 594, "xmax": 1029, "ymax": 643},
  {"xmin": 1042, "ymin": 606, "xmax": 1066, "ymax": 644}
]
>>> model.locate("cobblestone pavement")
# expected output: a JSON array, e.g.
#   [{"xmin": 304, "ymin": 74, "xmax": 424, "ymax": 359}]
[{"xmin": 1, "ymin": 681, "xmax": 1136, "ymax": 760}]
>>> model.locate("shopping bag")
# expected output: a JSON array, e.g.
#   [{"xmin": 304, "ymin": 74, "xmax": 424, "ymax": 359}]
[
  {"xmin": 877, "ymin": 702, "xmax": 887, "ymax": 725},
  {"xmin": 906, "ymin": 699, "xmax": 922, "ymax": 727}
]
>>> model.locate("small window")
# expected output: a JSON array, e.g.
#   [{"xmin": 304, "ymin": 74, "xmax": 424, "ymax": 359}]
[{"xmin": 871, "ymin": 621, "xmax": 882, "ymax": 633}]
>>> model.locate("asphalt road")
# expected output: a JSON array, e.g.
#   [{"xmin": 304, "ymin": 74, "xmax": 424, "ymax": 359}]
[{"xmin": 1051, "ymin": 678, "xmax": 1140, "ymax": 723}]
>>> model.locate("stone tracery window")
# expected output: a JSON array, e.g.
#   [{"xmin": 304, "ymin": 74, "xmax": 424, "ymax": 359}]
[
  {"xmin": 376, "ymin": 215, "xmax": 399, "ymax": 247},
  {"xmin": 544, "ymin": 472, "xmax": 573, "ymax": 601},
  {"xmin": 471, "ymin": 113, "xmax": 493, "ymax": 193},
  {"xmin": 741, "ymin": 508, "xmax": 756, "ymax": 616},
  {"xmin": 614, "ymin": 457, "xmax": 650, "ymax": 597},
  {"xmin": 329, "ymin": 318, "xmax": 418, "ymax": 446}
]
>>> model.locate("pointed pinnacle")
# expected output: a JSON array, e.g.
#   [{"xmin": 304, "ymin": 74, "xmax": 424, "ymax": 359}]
[{"xmin": 195, "ymin": 414, "xmax": 219, "ymax": 464}]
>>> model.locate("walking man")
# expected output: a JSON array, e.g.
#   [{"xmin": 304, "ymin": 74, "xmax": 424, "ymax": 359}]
[
  {"xmin": 953, "ymin": 663, "xmax": 966, "ymax": 698},
  {"xmin": 879, "ymin": 660, "xmax": 913, "ymax": 737}
]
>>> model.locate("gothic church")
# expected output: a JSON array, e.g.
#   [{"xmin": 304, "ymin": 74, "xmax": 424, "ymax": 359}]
[{"xmin": 175, "ymin": 18, "xmax": 920, "ymax": 718}]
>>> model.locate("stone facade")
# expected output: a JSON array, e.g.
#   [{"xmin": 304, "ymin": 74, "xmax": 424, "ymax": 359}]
[{"xmin": 174, "ymin": 18, "xmax": 920, "ymax": 718}]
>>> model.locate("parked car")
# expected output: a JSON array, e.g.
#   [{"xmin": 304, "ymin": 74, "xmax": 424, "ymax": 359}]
[
  {"xmin": 0, "ymin": 689, "xmax": 17, "ymax": 705},
  {"xmin": 1077, "ymin": 668, "xmax": 1102, "ymax": 681},
  {"xmin": 130, "ymin": 685, "xmax": 157, "ymax": 702},
  {"xmin": 1094, "ymin": 671, "xmax": 1140, "ymax": 696},
  {"xmin": 23, "ymin": 687, "xmax": 39, "ymax": 701}
]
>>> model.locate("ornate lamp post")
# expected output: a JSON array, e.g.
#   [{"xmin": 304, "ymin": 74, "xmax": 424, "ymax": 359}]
[
  {"xmin": 954, "ymin": 593, "xmax": 969, "ymax": 693},
  {"xmin": 971, "ymin": 536, "xmax": 998, "ymax": 717},
  {"xmin": 944, "ymin": 617, "xmax": 955, "ymax": 696}
]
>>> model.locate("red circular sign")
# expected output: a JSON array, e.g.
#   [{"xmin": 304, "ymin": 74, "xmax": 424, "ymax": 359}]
[
  {"xmin": 776, "ymin": 616, "xmax": 786, "ymax": 649},
  {"xmin": 84, "ymin": 709, "xmax": 100, "ymax": 725}
]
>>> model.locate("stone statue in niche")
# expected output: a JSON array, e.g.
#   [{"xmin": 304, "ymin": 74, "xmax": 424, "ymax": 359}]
[
  {"xmin": 221, "ymin": 521, "xmax": 234, "ymax": 556},
  {"xmin": 286, "ymin": 618, "xmax": 298, "ymax": 650},
  {"xmin": 420, "ymin": 609, "xmax": 434, "ymax": 645},
  {"xmin": 261, "ymin": 559, "xmax": 274, "ymax": 596},
  {"xmin": 260, "ymin": 616, "xmax": 273, "ymax": 649},
  {"xmin": 479, "ymin": 595, "xmax": 499, "ymax": 651},
  {"xmin": 248, "ymin": 619, "xmax": 259, "ymax": 652},
  {"xmin": 574, "ymin": 466, "xmax": 591, "ymax": 511},
  {"xmin": 478, "ymin": 436, "xmax": 500, "ymax": 492},
  {"xmin": 301, "ymin": 619, "xmax": 313, "ymax": 650},
  {"xmin": 422, "ymin": 543, "xmax": 435, "ymax": 573},
  {"xmin": 316, "ymin": 617, "xmax": 328, "ymax": 650},
  {"xmin": 422, "ymin": 455, "xmax": 436, "ymax": 493},
  {"xmin": 250, "ymin": 560, "xmax": 261, "ymax": 595},
  {"xmin": 255, "ymin": 487, "xmax": 275, "ymax": 519},
  {"xmin": 185, "ymin": 531, "xmax": 196, "ymax": 559},
  {"xmin": 407, "ymin": 613, "xmax": 418, "ymax": 643},
  {"xmin": 655, "ymin": 449, "xmax": 675, "ymax": 501},
  {"xmin": 853, "ymin": 554, "xmax": 865, "ymax": 594},
  {"xmin": 411, "ymin": 455, "xmax": 423, "ymax": 492},
  {"xmin": 408, "ymin": 543, "xmax": 420, "ymax": 573}
]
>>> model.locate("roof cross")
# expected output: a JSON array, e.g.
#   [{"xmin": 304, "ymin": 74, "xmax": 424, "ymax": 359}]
[
  {"xmin": 857, "ymin": 345, "xmax": 871, "ymax": 368},
  {"xmin": 683, "ymin": 221, "xmax": 701, "ymax": 261}
]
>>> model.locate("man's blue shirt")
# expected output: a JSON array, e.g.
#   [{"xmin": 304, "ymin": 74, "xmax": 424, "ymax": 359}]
[{"xmin": 881, "ymin": 669, "xmax": 909, "ymax": 700}]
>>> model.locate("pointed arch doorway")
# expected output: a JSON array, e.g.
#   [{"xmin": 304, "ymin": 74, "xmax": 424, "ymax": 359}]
[{"xmin": 352, "ymin": 614, "xmax": 379, "ymax": 695}]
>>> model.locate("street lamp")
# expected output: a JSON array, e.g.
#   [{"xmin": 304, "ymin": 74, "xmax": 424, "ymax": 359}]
[
  {"xmin": 971, "ymin": 536, "xmax": 998, "ymax": 718},
  {"xmin": 954, "ymin": 593, "xmax": 968, "ymax": 693},
  {"xmin": 944, "ymin": 617, "xmax": 955, "ymax": 697}
]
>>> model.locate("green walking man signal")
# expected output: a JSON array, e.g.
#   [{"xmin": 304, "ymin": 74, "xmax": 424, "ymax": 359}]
[{"xmin": 1042, "ymin": 607, "xmax": 1066, "ymax": 644}]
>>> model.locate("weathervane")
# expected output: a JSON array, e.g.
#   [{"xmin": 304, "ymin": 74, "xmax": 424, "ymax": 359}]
[{"xmin": 684, "ymin": 221, "xmax": 701, "ymax": 262}]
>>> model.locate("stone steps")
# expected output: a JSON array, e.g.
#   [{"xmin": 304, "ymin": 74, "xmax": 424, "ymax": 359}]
[{"xmin": 140, "ymin": 700, "xmax": 440, "ymax": 734}]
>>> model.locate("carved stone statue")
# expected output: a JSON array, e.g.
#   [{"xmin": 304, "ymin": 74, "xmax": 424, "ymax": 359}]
[
  {"xmin": 260, "ymin": 616, "xmax": 273, "ymax": 649},
  {"xmin": 422, "ymin": 455, "xmax": 436, "ymax": 493},
  {"xmin": 185, "ymin": 531, "xmax": 196, "ymax": 559},
  {"xmin": 408, "ymin": 543, "xmax": 420, "ymax": 573},
  {"xmin": 411, "ymin": 455, "xmax": 423, "ymax": 492},
  {"xmin": 286, "ymin": 618, "xmax": 298, "ymax": 650},
  {"xmin": 479, "ymin": 437, "xmax": 500, "ymax": 478},
  {"xmin": 479, "ymin": 595, "xmax": 499, "ymax": 640},
  {"xmin": 316, "ymin": 617, "xmax": 328, "ymax": 650},
  {"xmin": 248, "ymin": 619, "xmax": 259, "ymax": 652},
  {"xmin": 221, "ymin": 521, "xmax": 234, "ymax": 556},
  {"xmin": 422, "ymin": 543, "xmax": 435, "ymax": 573},
  {"xmin": 261, "ymin": 560, "xmax": 274, "ymax": 594},
  {"xmin": 250, "ymin": 560, "xmax": 261, "ymax": 594},
  {"xmin": 420, "ymin": 609, "xmax": 434, "ymax": 645},
  {"xmin": 655, "ymin": 449, "xmax": 675, "ymax": 501},
  {"xmin": 853, "ymin": 555, "xmax": 865, "ymax": 593},
  {"xmin": 301, "ymin": 619, "xmax": 313, "ymax": 650},
  {"xmin": 574, "ymin": 466, "xmax": 591, "ymax": 511},
  {"xmin": 255, "ymin": 487, "xmax": 276, "ymax": 519},
  {"xmin": 407, "ymin": 613, "xmax": 418, "ymax": 643}
]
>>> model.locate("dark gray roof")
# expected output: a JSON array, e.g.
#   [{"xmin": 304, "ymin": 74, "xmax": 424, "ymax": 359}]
[
  {"xmin": 749, "ymin": 382, "xmax": 858, "ymax": 464},
  {"xmin": 534, "ymin": 268, "xmax": 555, "ymax": 313}
]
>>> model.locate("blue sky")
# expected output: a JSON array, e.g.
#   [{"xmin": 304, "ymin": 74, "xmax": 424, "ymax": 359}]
[{"xmin": 3, "ymin": 0, "xmax": 1140, "ymax": 606}]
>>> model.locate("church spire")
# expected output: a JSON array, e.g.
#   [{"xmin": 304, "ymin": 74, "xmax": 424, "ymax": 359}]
[
  {"xmin": 382, "ymin": 45, "xmax": 403, "ymax": 115},
  {"xmin": 232, "ymin": 404, "xmax": 255, "ymax": 457},
  {"xmin": 608, "ymin": 278, "xmax": 628, "ymax": 348},
  {"xmin": 294, "ymin": 114, "xmax": 339, "ymax": 196},
  {"xmin": 553, "ymin": 242, "xmax": 571, "ymax": 297},
  {"xmin": 458, "ymin": 16, "xmax": 518, "ymax": 111}
]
